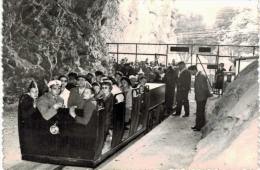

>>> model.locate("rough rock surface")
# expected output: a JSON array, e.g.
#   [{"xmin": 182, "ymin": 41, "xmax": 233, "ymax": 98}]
[
  {"xmin": 189, "ymin": 60, "xmax": 258, "ymax": 169},
  {"xmin": 3, "ymin": 0, "xmax": 115, "ymax": 102}
]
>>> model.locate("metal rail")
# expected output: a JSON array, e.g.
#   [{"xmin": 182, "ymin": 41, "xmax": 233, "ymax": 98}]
[
  {"xmin": 108, "ymin": 52, "xmax": 167, "ymax": 56},
  {"xmin": 108, "ymin": 42, "xmax": 259, "ymax": 67},
  {"xmin": 107, "ymin": 42, "xmax": 259, "ymax": 48}
]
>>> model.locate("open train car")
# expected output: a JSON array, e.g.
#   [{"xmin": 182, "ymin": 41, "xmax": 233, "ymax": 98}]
[{"xmin": 18, "ymin": 83, "xmax": 166, "ymax": 168}]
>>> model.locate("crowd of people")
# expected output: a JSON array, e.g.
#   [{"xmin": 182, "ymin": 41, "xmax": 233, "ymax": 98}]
[
  {"xmin": 19, "ymin": 57, "xmax": 215, "ymax": 142},
  {"xmin": 18, "ymin": 63, "xmax": 153, "ymax": 142}
]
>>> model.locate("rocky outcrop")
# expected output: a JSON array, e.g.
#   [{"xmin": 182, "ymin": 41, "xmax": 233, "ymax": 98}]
[{"xmin": 189, "ymin": 60, "xmax": 258, "ymax": 169}]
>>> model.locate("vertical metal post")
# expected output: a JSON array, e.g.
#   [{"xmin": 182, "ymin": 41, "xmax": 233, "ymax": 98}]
[
  {"xmin": 196, "ymin": 54, "xmax": 198, "ymax": 66},
  {"xmin": 190, "ymin": 45, "xmax": 193, "ymax": 65},
  {"xmin": 116, "ymin": 44, "xmax": 119, "ymax": 63},
  {"xmin": 216, "ymin": 45, "xmax": 220, "ymax": 76},
  {"xmin": 238, "ymin": 58, "xmax": 241, "ymax": 74},
  {"xmin": 166, "ymin": 45, "xmax": 168, "ymax": 67},
  {"xmin": 252, "ymin": 46, "xmax": 255, "ymax": 56},
  {"xmin": 216, "ymin": 45, "xmax": 220, "ymax": 65},
  {"xmin": 135, "ymin": 44, "xmax": 138, "ymax": 64}
]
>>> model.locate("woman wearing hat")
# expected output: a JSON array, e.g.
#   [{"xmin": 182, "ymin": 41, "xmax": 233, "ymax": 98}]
[
  {"xmin": 18, "ymin": 80, "xmax": 39, "ymax": 126},
  {"xmin": 115, "ymin": 71, "xmax": 124, "ymax": 88},
  {"xmin": 137, "ymin": 75, "xmax": 147, "ymax": 94},
  {"xmin": 129, "ymin": 75, "xmax": 138, "ymax": 88},
  {"xmin": 18, "ymin": 80, "xmax": 44, "ymax": 153},
  {"xmin": 92, "ymin": 82, "xmax": 105, "ymax": 99},
  {"xmin": 108, "ymin": 76, "xmax": 124, "ymax": 103},
  {"xmin": 37, "ymin": 80, "xmax": 64, "ymax": 120}
]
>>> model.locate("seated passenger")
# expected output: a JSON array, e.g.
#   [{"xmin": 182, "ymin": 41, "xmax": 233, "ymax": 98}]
[
  {"xmin": 86, "ymin": 73, "xmax": 95, "ymax": 84},
  {"xmin": 129, "ymin": 75, "xmax": 138, "ymax": 88},
  {"xmin": 18, "ymin": 80, "xmax": 42, "ymax": 152},
  {"xmin": 153, "ymin": 67, "xmax": 162, "ymax": 83},
  {"xmin": 37, "ymin": 80, "xmax": 64, "ymax": 121},
  {"xmin": 92, "ymin": 82, "xmax": 105, "ymax": 99},
  {"xmin": 69, "ymin": 88, "xmax": 97, "ymax": 125},
  {"xmin": 18, "ymin": 80, "xmax": 39, "ymax": 125},
  {"xmin": 67, "ymin": 74, "xmax": 92, "ymax": 108},
  {"xmin": 120, "ymin": 76, "xmax": 133, "ymax": 124},
  {"xmin": 115, "ymin": 71, "xmax": 123, "ymax": 88},
  {"xmin": 137, "ymin": 75, "xmax": 147, "ymax": 93},
  {"xmin": 101, "ymin": 81, "xmax": 114, "ymax": 135},
  {"xmin": 66, "ymin": 72, "xmax": 78, "ymax": 90},
  {"xmin": 95, "ymin": 71, "xmax": 104, "ymax": 83},
  {"xmin": 107, "ymin": 77, "xmax": 124, "ymax": 103},
  {"xmin": 58, "ymin": 75, "xmax": 70, "ymax": 108}
]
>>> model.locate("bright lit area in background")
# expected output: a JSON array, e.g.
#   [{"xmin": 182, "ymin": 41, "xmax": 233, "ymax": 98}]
[{"xmin": 174, "ymin": 0, "xmax": 257, "ymax": 28}]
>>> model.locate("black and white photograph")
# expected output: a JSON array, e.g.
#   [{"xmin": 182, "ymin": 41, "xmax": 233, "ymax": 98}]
[{"xmin": 2, "ymin": 0, "xmax": 259, "ymax": 169}]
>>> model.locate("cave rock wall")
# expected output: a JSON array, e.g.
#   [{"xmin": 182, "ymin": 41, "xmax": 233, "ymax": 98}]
[{"xmin": 3, "ymin": 0, "xmax": 115, "ymax": 100}]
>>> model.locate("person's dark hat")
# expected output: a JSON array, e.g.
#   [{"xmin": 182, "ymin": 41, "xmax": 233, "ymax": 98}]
[
  {"xmin": 95, "ymin": 71, "xmax": 104, "ymax": 77},
  {"xmin": 115, "ymin": 71, "xmax": 123, "ymax": 77},
  {"xmin": 177, "ymin": 61, "xmax": 185, "ymax": 65},
  {"xmin": 92, "ymin": 82, "xmax": 101, "ymax": 87},
  {"xmin": 121, "ymin": 76, "xmax": 132, "ymax": 86},
  {"xmin": 188, "ymin": 65, "xmax": 197, "ymax": 71},
  {"xmin": 86, "ymin": 72, "xmax": 94, "ymax": 77},
  {"xmin": 28, "ymin": 80, "xmax": 38, "ymax": 91},
  {"xmin": 58, "ymin": 75, "xmax": 68, "ymax": 80},
  {"xmin": 68, "ymin": 72, "xmax": 78, "ymax": 78},
  {"xmin": 76, "ymin": 74, "xmax": 87, "ymax": 80},
  {"xmin": 107, "ymin": 76, "xmax": 117, "ymax": 85},
  {"xmin": 138, "ymin": 75, "xmax": 146, "ymax": 80}
]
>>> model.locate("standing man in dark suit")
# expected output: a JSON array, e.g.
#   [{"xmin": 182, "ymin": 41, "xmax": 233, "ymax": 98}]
[
  {"xmin": 173, "ymin": 61, "xmax": 191, "ymax": 117},
  {"xmin": 188, "ymin": 65, "xmax": 211, "ymax": 131},
  {"xmin": 164, "ymin": 65, "xmax": 178, "ymax": 114}
]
